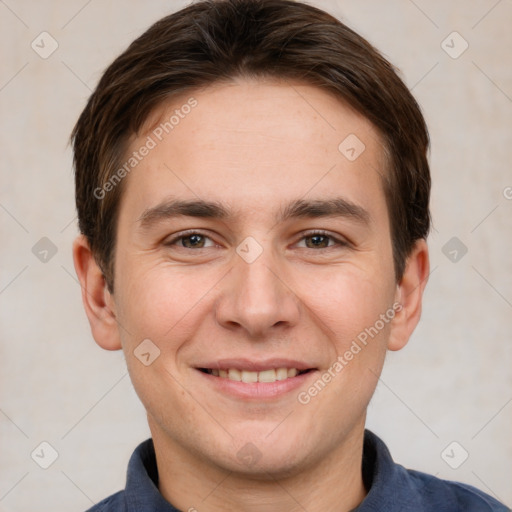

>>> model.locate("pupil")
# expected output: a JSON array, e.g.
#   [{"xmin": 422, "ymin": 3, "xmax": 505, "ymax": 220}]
[
  {"xmin": 184, "ymin": 234, "xmax": 204, "ymax": 248},
  {"xmin": 307, "ymin": 235, "xmax": 328, "ymax": 248}
]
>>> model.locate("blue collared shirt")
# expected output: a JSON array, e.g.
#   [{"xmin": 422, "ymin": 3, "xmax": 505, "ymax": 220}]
[{"xmin": 86, "ymin": 430, "xmax": 509, "ymax": 511}]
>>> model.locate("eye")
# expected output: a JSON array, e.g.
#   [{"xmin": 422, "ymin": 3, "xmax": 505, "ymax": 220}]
[
  {"xmin": 296, "ymin": 231, "xmax": 347, "ymax": 249},
  {"xmin": 167, "ymin": 232, "xmax": 216, "ymax": 249}
]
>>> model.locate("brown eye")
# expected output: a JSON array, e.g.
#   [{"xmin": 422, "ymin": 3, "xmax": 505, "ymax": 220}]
[
  {"xmin": 295, "ymin": 231, "xmax": 348, "ymax": 250},
  {"xmin": 180, "ymin": 234, "xmax": 207, "ymax": 248},
  {"xmin": 304, "ymin": 234, "xmax": 332, "ymax": 248},
  {"xmin": 165, "ymin": 231, "xmax": 217, "ymax": 250}
]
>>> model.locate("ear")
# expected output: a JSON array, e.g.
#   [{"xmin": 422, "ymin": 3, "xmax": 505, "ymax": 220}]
[
  {"xmin": 72, "ymin": 235, "xmax": 122, "ymax": 350},
  {"xmin": 387, "ymin": 239, "xmax": 429, "ymax": 351}
]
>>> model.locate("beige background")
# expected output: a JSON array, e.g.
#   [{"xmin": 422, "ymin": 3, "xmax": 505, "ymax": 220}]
[{"xmin": 1, "ymin": 0, "xmax": 511, "ymax": 510}]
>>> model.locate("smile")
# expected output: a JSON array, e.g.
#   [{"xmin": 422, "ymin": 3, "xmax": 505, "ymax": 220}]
[{"xmin": 199, "ymin": 367, "xmax": 311, "ymax": 383}]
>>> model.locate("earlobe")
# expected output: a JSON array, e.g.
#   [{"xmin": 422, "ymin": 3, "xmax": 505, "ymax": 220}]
[
  {"xmin": 72, "ymin": 235, "xmax": 122, "ymax": 351},
  {"xmin": 387, "ymin": 239, "xmax": 430, "ymax": 352}
]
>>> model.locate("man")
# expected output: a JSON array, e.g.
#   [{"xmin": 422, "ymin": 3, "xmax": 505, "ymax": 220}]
[{"xmin": 71, "ymin": 0, "xmax": 509, "ymax": 510}]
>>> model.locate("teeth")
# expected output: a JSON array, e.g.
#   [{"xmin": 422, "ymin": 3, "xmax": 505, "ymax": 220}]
[
  {"xmin": 258, "ymin": 369, "xmax": 276, "ymax": 382},
  {"xmin": 241, "ymin": 371, "xmax": 258, "ymax": 383},
  {"xmin": 276, "ymin": 368, "xmax": 288, "ymax": 380},
  {"xmin": 228, "ymin": 368, "xmax": 241, "ymax": 381},
  {"xmin": 208, "ymin": 367, "xmax": 305, "ymax": 383}
]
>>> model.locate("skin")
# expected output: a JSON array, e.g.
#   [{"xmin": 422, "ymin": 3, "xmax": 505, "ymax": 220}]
[{"xmin": 74, "ymin": 77, "xmax": 429, "ymax": 512}]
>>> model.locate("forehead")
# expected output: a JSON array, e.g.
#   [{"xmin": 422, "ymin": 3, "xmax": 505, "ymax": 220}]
[{"xmin": 120, "ymin": 78, "xmax": 388, "ymax": 223}]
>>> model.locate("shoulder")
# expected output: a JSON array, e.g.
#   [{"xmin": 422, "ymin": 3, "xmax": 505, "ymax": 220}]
[
  {"xmin": 84, "ymin": 491, "xmax": 126, "ymax": 511},
  {"xmin": 362, "ymin": 431, "xmax": 509, "ymax": 512},
  {"xmin": 404, "ymin": 468, "xmax": 510, "ymax": 511}
]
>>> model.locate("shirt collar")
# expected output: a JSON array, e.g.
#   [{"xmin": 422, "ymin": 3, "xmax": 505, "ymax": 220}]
[
  {"xmin": 125, "ymin": 438, "xmax": 179, "ymax": 511},
  {"xmin": 355, "ymin": 430, "xmax": 414, "ymax": 511}
]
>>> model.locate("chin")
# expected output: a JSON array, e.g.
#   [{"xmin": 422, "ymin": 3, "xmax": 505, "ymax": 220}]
[
  {"xmin": 223, "ymin": 447, "xmax": 308, "ymax": 480},
  {"xmin": 217, "ymin": 428, "xmax": 315, "ymax": 479}
]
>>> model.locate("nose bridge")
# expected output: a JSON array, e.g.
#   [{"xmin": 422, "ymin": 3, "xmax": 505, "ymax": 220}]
[
  {"xmin": 240, "ymin": 253, "xmax": 281, "ymax": 306},
  {"xmin": 215, "ymin": 240, "xmax": 300, "ymax": 336}
]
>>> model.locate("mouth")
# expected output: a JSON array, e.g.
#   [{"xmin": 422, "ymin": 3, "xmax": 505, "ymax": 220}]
[
  {"xmin": 194, "ymin": 359, "xmax": 318, "ymax": 400},
  {"xmin": 198, "ymin": 367, "xmax": 314, "ymax": 383},
  {"xmin": 194, "ymin": 358, "xmax": 318, "ymax": 399}
]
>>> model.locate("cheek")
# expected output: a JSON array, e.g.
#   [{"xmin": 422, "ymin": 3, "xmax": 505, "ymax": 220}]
[
  {"xmin": 294, "ymin": 262, "xmax": 396, "ymax": 345},
  {"xmin": 113, "ymin": 259, "xmax": 223, "ymax": 348},
  {"xmin": 295, "ymin": 267, "xmax": 395, "ymax": 423},
  {"xmin": 113, "ymin": 262, "xmax": 220, "ymax": 427}
]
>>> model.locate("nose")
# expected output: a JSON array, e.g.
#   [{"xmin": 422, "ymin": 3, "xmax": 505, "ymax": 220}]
[{"xmin": 215, "ymin": 248, "xmax": 301, "ymax": 339}]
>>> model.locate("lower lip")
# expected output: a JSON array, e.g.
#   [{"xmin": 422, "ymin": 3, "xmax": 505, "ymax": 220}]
[{"xmin": 196, "ymin": 369, "xmax": 317, "ymax": 400}]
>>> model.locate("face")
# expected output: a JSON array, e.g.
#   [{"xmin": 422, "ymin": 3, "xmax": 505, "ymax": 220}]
[{"xmin": 83, "ymin": 78, "xmax": 424, "ymax": 477}]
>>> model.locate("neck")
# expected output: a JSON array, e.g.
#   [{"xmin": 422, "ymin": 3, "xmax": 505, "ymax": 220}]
[{"xmin": 150, "ymin": 418, "xmax": 367, "ymax": 512}]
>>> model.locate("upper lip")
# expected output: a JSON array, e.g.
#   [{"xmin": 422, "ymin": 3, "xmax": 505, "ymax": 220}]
[{"xmin": 195, "ymin": 358, "xmax": 316, "ymax": 372}]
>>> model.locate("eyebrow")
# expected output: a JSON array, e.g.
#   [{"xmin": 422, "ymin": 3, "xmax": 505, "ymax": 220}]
[
  {"xmin": 137, "ymin": 199, "xmax": 229, "ymax": 229},
  {"xmin": 279, "ymin": 198, "xmax": 370, "ymax": 224},
  {"xmin": 137, "ymin": 197, "xmax": 370, "ymax": 230}
]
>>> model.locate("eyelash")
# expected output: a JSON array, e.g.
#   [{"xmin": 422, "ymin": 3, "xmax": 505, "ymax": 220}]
[
  {"xmin": 165, "ymin": 229, "xmax": 348, "ymax": 250},
  {"xmin": 296, "ymin": 230, "xmax": 348, "ymax": 249}
]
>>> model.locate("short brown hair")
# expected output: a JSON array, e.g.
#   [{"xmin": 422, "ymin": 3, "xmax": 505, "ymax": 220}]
[{"xmin": 72, "ymin": 0, "xmax": 430, "ymax": 291}]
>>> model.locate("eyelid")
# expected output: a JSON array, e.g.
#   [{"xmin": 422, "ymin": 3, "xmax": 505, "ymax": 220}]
[
  {"xmin": 163, "ymin": 228, "xmax": 350, "ymax": 249},
  {"xmin": 164, "ymin": 229, "xmax": 217, "ymax": 247},
  {"xmin": 295, "ymin": 229, "xmax": 350, "ymax": 247}
]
